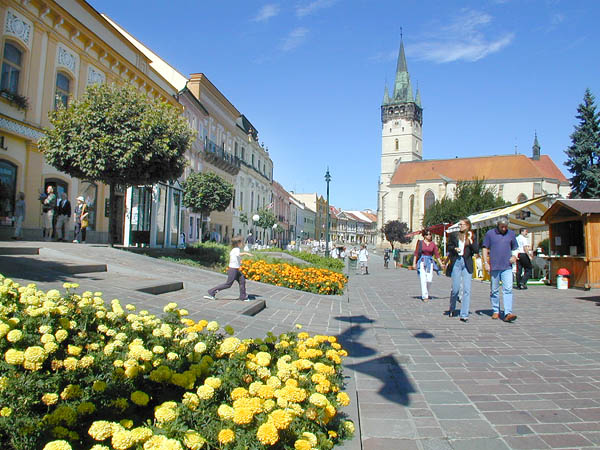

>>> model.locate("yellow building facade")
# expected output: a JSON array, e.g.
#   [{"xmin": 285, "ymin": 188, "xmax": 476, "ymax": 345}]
[{"xmin": 0, "ymin": 0, "xmax": 179, "ymax": 242}]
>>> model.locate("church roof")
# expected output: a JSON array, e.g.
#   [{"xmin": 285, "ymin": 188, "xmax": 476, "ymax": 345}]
[{"xmin": 390, "ymin": 154, "xmax": 568, "ymax": 185}]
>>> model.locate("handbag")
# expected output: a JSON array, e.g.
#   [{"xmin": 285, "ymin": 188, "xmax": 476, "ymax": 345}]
[{"xmin": 81, "ymin": 218, "xmax": 89, "ymax": 228}]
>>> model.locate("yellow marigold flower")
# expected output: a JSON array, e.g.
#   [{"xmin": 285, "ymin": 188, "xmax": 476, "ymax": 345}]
[
  {"xmin": 255, "ymin": 351, "xmax": 272, "ymax": 367},
  {"xmin": 257, "ymin": 384, "xmax": 274, "ymax": 399},
  {"xmin": 131, "ymin": 391, "xmax": 150, "ymax": 406},
  {"xmin": 294, "ymin": 439, "xmax": 311, "ymax": 450},
  {"xmin": 89, "ymin": 420, "xmax": 114, "ymax": 440},
  {"xmin": 0, "ymin": 406, "xmax": 12, "ymax": 417},
  {"xmin": 166, "ymin": 352, "xmax": 179, "ymax": 361},
  {"xmin": 257, "ymin": 367, "xmax": 271, "ymax": 379},
  {"xmin": 152, "ymin": 345, "xmax": 165, "ymax": 354},
  {"xmin": 204, "ymin": 376, "xmax": 222, "ymax": 389},
  {"xmin": 0, "ymin": 377, "xmax": 8, "ymax": 391},
  {"xmin": 337, "ymin": 392, "xmax": 350, "ymax": 406},
  {"xmin": 302, "ymin": 432, "xmax": 317, "ymax": 446},
  {"xmin": 329, "ymin": 430, "xmax": 338, "ymax": 438},
  {"xmin": 219, "ymin": 337, "xmax": 240, "ymax": 354},
  {"xmin": 60, "ymin": 384, "xmax": 82, "ymax": 400},
  {"xmin": 309, "ymin": 393, "xmax": 328, "ymax": 408},
  {"xmin": 233, "ymin": 406, "xmax": 254, "ymax": 425},
  {"xmin": 55, "ymin": 329, "xmax": 68, "ymax": 342},
  {"xmin": 77, "ymin": 402, "xmax": 96, "ymax": 415},
  {"xmin": 316, "ymin": 380, "xmax": 331, "ymax": 394},
  {"xmin": 6, "ymin": 329, "xmax": 22, "ymax": 343},
  {"xmin": 192, "ymin": 341, "xmax": 207, "ymax": 354},
  {"xmin": 344, "ymin": 420, "xmax": 355, "ymax": 434},
  {"xmin": 0, "ymin": 323, "xmax": 10, "ymax": 338},
  {"xmin": 295, "ymin": 323, "xmax": 303, "ymax": 329},
  {"xmin": 217, "ymin": 429, "xmax": 235, "ymax": 445},
  {"xmin": 90, "ymin": 445, "xmax": 110, "ymax": 450},
  {"xmin": 78, "ymin": 355, "xmax": 94, "ymax": 369},
  {"xmin": 143, "ymin": 435, "xmax": 183, "ymax": 450},
  {"xmin": 112, "ymin": 430, "xmax": 135, "ymax": 450},
  {"xmin": 163, "ymin": 302, "xmax": 178, "ymax": 313},
  {"xmin": 196, "ymin": 384, "xmax": 214, "ymax": 400},
  {"xmin": 249, "ymin": 381, "xmax": 263, "ymax": 395},
  {"xmin": 63, "ymin": 357, "xmax": 78, "ymax": 371},
  {"xmin": 182, "ymin": 392, "xmax": 200, "ymax": 410},
  {"xmin": 130, "ymin": 427, "xmax": 152, "ymax": 443},
  {"xmin": 119, "ymin": 419, "xmax": 133, "ymax": 429},
  {"xmin": 269, "ymin": 409, "xmax": 292, "ymax": 430},
  {"xmin": 230, "ymin": 387, "xmax": 249, "ymax": 400},
  {"xmin": 92, "ymin": 380, "xmax": 107, "ymax": 392},
  {"xmin": 42, "ymin": 440, "xmax": 72, "ymax": 450},
  {"xmin": 206, "ymin": 321, "xmax": 219, "ymax": 332},
  {"xmin": 183, "ymin": 430, "xmax": 205, "ymax": 450},
  {"xmin": 257, "ymin": 422, "xmax": 279, "ymax": 446},
  {"xmin": 125, "ymin": 304, "xmax": 136, "ymax": 311},
  {"xmin": 285, "ymin": 379, "xmax": 298, "ymax": 388},
  {"xmin": 266, "ymin": 376, "xmax": 282, "ymax": 389},
  {"xmin": 67, "ymin": 345, "xmax": 82, "ymax": 356},
  {"xmin": 23, "ymin": 346, "xmax": 46, "ymax": 366},
  {"xmin": 298, "ymin": 332, "xmax": 309, "ymax": 340},
  {"xmin": 314, "ymin": 362, "xmax": 335, "ymax": 375},
  {"xmin": 113, "ymin": 397, "xmax": 129, "ymax": 411},
  {"xmin": 217, "ymin": 404, "xmax": 234, "ymax": 420},
  {"xmin": 5, "ymin": 349, "xmax": 24, "ymax": 365},
  {"xmin": 44, "ymin": 341, "xmax": 59, "ymax": 354},
  {"xmin": 154, "ymin": 406, "xmax": 177, "ymax": 423},
  {"xmin": 39, "ymin": 325, "xmax": 52, "ymax": 334},
  {"xmin": 305, "ymin": 407, "xmax": 317, "ymax": 420}
]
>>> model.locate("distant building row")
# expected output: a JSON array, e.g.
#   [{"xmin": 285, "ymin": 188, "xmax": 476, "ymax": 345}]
[{"xmin": 0, "ymin": 0, "xmax": 366, "ymax": 246}]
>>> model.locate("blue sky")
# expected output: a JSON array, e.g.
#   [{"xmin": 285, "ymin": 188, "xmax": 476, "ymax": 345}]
[{"xmin": 90, "ymin": 0, "xmax": 600, "ymax": 210}]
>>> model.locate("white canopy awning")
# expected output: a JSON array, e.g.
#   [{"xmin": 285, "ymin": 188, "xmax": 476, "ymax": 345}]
[{"xmin": 446, "ymin": 195, "xmax": 558, "ymax": 233}]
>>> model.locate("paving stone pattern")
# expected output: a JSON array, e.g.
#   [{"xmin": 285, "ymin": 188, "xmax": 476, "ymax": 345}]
[{"xmin": 1, "ymin": 242, "xmax": 600, "ymax": 449}]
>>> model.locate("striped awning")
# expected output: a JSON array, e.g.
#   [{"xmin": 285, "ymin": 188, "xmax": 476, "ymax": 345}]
[{"xmin": 446, "ymin": 195, "xmax": 557, "ymax": 233}]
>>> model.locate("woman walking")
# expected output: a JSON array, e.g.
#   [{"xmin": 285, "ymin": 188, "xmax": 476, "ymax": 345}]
[
  {"xmin": 446, "ymin": 218, "xmax": 479, "ymax": 322},
  {"xmin": 73, "ymin": 196, "xmax": 88, "ymax": 243},
  {"xmin": 204, "ymin": 236, "xmax": 252, "ymax": 301},
  {"xmin": 412, "ymin": 229, "xmax": 445, "ymax": 302}
]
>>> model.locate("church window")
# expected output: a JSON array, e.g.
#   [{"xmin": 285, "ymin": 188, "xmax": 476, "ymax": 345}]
[
  {"xmin": 424, "ymin": 190, "xmax": 435, "ymax": 212},
  {"xmin": 533, "ymin": 183, "xmax": 542, "ymax": 196},
  {"xmin": 408, "ymin": 195, "xmax": 414, "ymax": 231},
  {"xmin": 398, "ymin": 193, "xmax": 403, "ymax": 221},
  {"xmin": 517, "ymin": 193, "xmax": 528, "ymax": 203},
  {"xmin": 395, "ymin": 139, "xmax": 399, "ymax": 150}
]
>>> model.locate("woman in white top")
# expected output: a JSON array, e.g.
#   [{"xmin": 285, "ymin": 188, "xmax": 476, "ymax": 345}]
[{"xmin": 205, "ymin": 236, "xmax": 252, "ymax": 301}]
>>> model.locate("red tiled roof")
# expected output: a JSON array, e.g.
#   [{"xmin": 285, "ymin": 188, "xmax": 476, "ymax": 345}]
[
  {"xmin": 390, "ymin": 154, "xmax": 568, "ymax": 185},
  {"xmin": 362, "ymin": 211, "xmax": 377, "ymax": 222}
]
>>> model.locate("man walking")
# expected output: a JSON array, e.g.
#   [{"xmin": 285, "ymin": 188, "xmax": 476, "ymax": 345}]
[
  {"xmin": 482, "ymin": 217, "xmax": 518, "ymax": 322},
  {"xmin": 358, "ymin": 244, "xmax": 369, "ymax": 275},
  {"xmin": 55, "ymin": 192, "xmax": 71, "ymax": 241},
  {"xmin": 516, "ymin": 228, "xmax": 532, "ymax": 290}
]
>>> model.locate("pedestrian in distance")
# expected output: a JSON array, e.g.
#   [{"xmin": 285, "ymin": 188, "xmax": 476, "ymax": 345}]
[
  {"xmin": 73, "ymin": 196, "xmax": 88, "ymax": 243},
  {"xmin": 41, "ymin": 185, "xmax": 56, "ymax": 241},
  {"xmin": 384, "ymin": 248, "xmax": 391, "ymax": 269},
  {"xmin": 482, "ymin": 217, "xmax": 518, "ymax": 322},
  {"xmin": 204, "ymin": 236, "xmax": 252, "ymax": 301},
  {"xmin": 12, "ymin": 192, "xmax": 25, "ymax": 240},
  {"xmin": 412, "ymin": 229, "xmax": 445, "ymax": 302},
  {"xmin": 55, "ymin": 192, "xmax": 71, "ymax": 241},
  {"xmin": 358, "ymin": 244, "xmax": 369, "ymax": 275},
  {"xmin": 516, "ymin": 228, "xmax": 532, "ymax": 290},
  {"xmin": 446, "ymin": 218, "xmax": 479, "ymax": 322}
]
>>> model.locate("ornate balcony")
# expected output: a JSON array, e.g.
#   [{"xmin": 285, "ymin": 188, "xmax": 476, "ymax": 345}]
[{"xmin": 203, "ymin": 139, "xmax": 240, "ymax": 175}]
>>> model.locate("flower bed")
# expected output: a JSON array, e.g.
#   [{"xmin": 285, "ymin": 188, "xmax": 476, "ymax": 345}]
[
  {"xmin": 240, "ymin": 260, "xmax": 347, "ymax": 295},
  {"xmin": 0, "ymin": 276, "xmax": 354, "ymax": 450}
]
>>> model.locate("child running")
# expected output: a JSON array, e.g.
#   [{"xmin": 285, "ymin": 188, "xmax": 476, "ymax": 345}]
[{"xmin": 204, "ymin": 236, "xmax": 252, "ymax": 301}]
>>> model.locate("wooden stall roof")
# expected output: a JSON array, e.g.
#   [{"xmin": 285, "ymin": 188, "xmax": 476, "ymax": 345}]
[{"xmin": 541, "ymin": 199, "xmax": 600, "ymax": 221}]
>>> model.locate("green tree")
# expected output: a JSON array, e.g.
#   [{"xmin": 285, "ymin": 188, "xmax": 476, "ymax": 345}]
[
  {"xmin": 39, "ymin": 83, "xmax": 194, "ymax": 244},
  {"xmin": 423, "ymin": 178, "xmax": 507, "ymax": 228},
  {"xmin": 254, "ymin": 207, "xmax": 277, "ymax": 231},
  {"xmin": 565, "ymin": 89, "xmax": 600, "ymax": 198},
  {"xmin": 182, "ymin": 171, "xmax": 233, "ymax": 241},
  {"xmin": 381, "ymin": 220, "xmax": 411, "ymax": 249}
]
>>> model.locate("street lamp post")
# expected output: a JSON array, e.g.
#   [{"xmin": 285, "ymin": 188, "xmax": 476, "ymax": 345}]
[{"xmin": 325, "ymin": 168, "xmax": 331, "ymax": 258}]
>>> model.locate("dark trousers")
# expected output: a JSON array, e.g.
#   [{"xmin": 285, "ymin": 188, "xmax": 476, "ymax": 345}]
[
  {"xmin": 208, "ymin": 268, "xmax": 247, "ymax": 299},
  {"xmin": 516, "ymin": 253, "xmax": 532, "ymax": 287},
  {"xmin": 74, "ymin": 223, "xmax": 86, "ymax": 242}
]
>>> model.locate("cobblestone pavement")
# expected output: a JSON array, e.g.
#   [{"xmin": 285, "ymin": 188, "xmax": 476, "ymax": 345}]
[{"xmin": 1, "ymin": 242, "xmax": 600, "ymax": 449}]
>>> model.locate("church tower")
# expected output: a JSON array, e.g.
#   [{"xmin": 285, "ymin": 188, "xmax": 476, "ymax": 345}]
[{"xmin": 380, "ymin": 37, "xmax": 423, "ymax": 183}]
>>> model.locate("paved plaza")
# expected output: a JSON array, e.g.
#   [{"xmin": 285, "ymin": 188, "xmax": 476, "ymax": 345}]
[{"xmin": 1, "ymin": 243, "xmax": 600, "ymax": 450}]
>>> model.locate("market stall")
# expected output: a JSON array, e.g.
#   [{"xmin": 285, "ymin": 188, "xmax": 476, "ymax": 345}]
[{"xmin": 541, "ymin": 199, "xmax": 600, "ymax": 289}]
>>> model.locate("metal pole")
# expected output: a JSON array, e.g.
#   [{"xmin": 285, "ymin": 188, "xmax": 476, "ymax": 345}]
[{"xmin": 325, "ymin": 168, "xmax": 331, "ymax": 258}]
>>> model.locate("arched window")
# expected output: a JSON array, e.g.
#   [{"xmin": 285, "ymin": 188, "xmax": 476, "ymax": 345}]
[
  {"xmin": 55, "ymin": 72, "xmax": 71, "ymax": 109},
  {"xmin": 1, "ymin": 42, "xmax": 23, "ymax": 94},
  {"xmin": 424, "ymin": 190, "xmax": 435, "ymax": 211},
  {"xmin": 517, "ymin": 193, "xmax": 528, "ymax": 203},
  {"xmin": 395, "ymin": 139, "xmax": 399, "ymax": 150},
  {"xmin": 409, "ymin": 194, "xmax": 415, "ymax": 231}
]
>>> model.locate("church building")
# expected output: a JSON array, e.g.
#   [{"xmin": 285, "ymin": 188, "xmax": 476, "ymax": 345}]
[{"xmin": 376, "ymin": 39, "xmax": 570, "ymax": 247}]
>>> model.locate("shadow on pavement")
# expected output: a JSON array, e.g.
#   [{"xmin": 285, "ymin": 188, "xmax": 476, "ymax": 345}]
[
  {"xmin": 0, "ymin": 256, "xmax": 74, "ymax": 282},
  {"xmin": 336, "ymin": 324, "xmax": 377, "ymax": 358},
  {"xmin": 413, "ymin": 331, "xmax": 434, "ymax": 339},
  {"xmin": 575, "ymin": 296, "xmax": 600, "ymax": 303},
  {"xmin": 346, "ymin": 354, "xmax": 415, "ymax": 406},
  {"xmin": 475, "ymin": 309, "xmax": 495, "ymax": 317},
  {"xmin": 334, "ymin": 315, "xmax": 375, "ymax": 324}
]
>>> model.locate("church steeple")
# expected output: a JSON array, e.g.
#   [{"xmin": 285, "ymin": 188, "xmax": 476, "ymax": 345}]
[
  {"xmin": 383, "ymin": 83, "xmax": 390, "ymax": 105},
  {"xmin": 415, "ymin": 83, "xmax": 421, "ymax": 107},
  {"xmin": 393, "ymin": 38, "xmax": 413, "ymax": 102},
  {"xmin": 532, "ymin": 132, "xmax": 541, "ymax": 160}
]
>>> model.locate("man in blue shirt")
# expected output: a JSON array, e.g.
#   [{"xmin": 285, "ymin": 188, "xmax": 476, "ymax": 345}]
[{"xmin": 482, "ymin": 217, "xmax": 518, "ymax": 322}]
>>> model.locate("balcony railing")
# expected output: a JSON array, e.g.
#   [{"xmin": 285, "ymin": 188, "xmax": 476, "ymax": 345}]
[{"xmin": 203, "ymin": 138, "xmax": 241, "ymax": 173}]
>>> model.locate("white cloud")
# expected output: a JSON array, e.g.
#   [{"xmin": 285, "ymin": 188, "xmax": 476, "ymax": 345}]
[
  {"xmin": 280, "ymin": 27, "xmax": 309, "ymax": 51},
  {"xmin": 253, "ymin": 4, "xmax": 280, "ymax": 22},
  {"xmin": 407, "ymin": 9, "xmax": 514, "ymax": 63},
  {"xmin": 368, "ymin": 50, "xmax": 397, "ymax": 63},
  {"xmin": 296, "ymin": 0, "xmax": 338, "ymax": 18}
]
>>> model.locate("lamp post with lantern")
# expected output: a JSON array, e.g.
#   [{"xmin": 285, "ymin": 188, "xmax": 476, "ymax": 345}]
[{"xmin": 325, "ymin": 168, "xmax": 331, "ymax": 258}]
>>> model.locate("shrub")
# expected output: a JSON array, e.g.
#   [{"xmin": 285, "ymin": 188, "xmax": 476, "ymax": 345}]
[
  {"xmin": 284, "ymin": 251, "xmax": 345, "ymax": 273},
  {"xmin": 241, "ymin": 260, "xmax": 347, "ymax": 295},
  {"xmin": 184, "ymin": 241, "xmax": 229, "ymax": 266},
  {"xmin": 0, "ymin": 276, "xmax": 354, "ymax": 449}
]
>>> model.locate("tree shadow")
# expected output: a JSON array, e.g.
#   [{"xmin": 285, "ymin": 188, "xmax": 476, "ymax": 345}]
[
  {"xmin": 334, "ymin": 315, "xmax": 376, "ymax": 324},
  {"xmin": 413, "ymin": 331, "xmax": 434, "ymax": 339},
  {"xmin": 0, "ymin": 256, "xmax": 80, "ymax": 283},
  {"xmin": 346, "ymin": 354, "xmax": 415, "ymax": 406},
  {"xmin": 575, "ymin": 296, "xmax": 600, "ymax": 303}
]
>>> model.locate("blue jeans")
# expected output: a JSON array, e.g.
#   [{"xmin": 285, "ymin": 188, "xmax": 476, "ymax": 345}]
[
  {"xmin": 449, "ymin": 257, "xmax": 472, "ymax": 319},
  {"xmin": 490, "ymin": 269, "xmax": 513, "ymax": 315}
]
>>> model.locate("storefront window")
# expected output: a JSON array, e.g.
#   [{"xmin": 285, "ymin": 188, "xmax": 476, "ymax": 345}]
[
  {"xmin": 130, "ymin": 186, "xmax": 152, "ymax": 245},
  {"xmin": 79, "ymin": 182, "xmax": 97, "ymax": 231},
  {"xmin": 170, "ymin": 189, "xmax": 181, "ymax": 246},
  {"xmin": 156, "ymin": 185, "xmax": 166, "ymax": 245},
  {"xmin": 0, "ymin": 160, "xmax": 16, "ymax": 226}
]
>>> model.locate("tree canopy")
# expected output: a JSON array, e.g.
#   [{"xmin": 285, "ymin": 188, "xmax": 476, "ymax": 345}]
[
  {"xmin": 422, "ymin": 178, "xmax": 507, "ymax": 228},
  {"xmin": 381, "ymin": 220, "xmax": 411, "ymax": 249},
  {"xmin": 565, "ymin": 89, "xmax": 600, "ymax": 198},
  {"xmin": 182, "ymin": 171, "xmax": 233, "ymax": 215},
  {"xmin": 39, "ymin": 83, "xmax": 194, "ymax": 244},
  {"xmin": 254, "ymin": 207, "xmax": 277, "ymax": 230}
]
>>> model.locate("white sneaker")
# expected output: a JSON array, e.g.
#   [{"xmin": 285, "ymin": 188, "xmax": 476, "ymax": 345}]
[
  {"xmin": 73, "ymin": 240, "xmax": 79, "ymax": 243},
  {"xmin": 203, "ymin": 295, "xmax": 216, "ymax": 300}
]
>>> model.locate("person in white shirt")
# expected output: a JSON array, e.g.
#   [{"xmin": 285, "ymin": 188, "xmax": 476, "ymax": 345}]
[
  {"xmin": 516, "ymin": 228, "xmax": 532, "ymax": 290},
  {"xmin": 358, "ymin": 244, "xmax": 369, "ymax": 275},
  {"xmin": 205, "ymin": 236, "xmax": 252, "ymax": 301}
]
